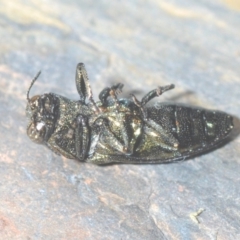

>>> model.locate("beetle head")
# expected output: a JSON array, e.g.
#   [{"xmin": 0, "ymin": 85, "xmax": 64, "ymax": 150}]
[{"xmin": 26, "ymin": 72, "xmax": 59, "ymax": 144}]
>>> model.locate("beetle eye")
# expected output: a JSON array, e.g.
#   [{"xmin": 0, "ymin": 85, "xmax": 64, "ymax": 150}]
[
  {"xmin": 27, "ymin": 122, "xmax": 46, "ymax": 144},
  {"xmin": 29, "ymin": 95, "xmax": 40, "ymax": 110}
]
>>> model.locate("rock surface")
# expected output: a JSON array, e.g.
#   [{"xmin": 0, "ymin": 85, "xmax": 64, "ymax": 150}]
[{"xmin": 0, "ymin": 0, "xmax": 239, "ymax": 239}]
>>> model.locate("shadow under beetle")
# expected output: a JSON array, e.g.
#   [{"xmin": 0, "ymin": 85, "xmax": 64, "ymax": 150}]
[{"xmin": 26, "ymin": 63, "xmax": 234, "ymax": 164}]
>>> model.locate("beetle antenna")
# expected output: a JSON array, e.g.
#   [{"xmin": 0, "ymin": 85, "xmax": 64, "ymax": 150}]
[{"xmin": 27, "ymin": 71, "xmax": 41, "ymax": 102}]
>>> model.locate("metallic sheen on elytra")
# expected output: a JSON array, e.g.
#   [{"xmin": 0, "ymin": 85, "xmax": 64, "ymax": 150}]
[{"xmin": 26, "ymin": 63, "xmax": 234, "ymax": 164}]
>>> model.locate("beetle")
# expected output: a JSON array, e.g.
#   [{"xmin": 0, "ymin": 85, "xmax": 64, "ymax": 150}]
[{"xmin": 26, "ymin": 63, "xmax": 234, "ymax": 164}]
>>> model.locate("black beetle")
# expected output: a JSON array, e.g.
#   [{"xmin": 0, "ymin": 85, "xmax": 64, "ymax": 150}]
[{"xmin": 26, "ymin": 63, "xmax": 233, "ymax": 164}]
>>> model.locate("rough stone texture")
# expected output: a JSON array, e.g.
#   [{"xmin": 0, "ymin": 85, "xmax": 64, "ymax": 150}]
[{"xmin": 0, "ymin": 0, "xmax": 240, "ymax": 239}]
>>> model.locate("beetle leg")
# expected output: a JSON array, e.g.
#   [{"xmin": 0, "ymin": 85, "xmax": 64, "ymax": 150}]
[
  {"xmin": 141, "ymin": 84, "xmax": 175, "ymax": 106},
  {"xmin": 98, "ymin": 83, "xmax": 137, "ymax": 155},
  {"xmin": 98, "ymin": 83, "xmax": 124, "ymax": 109},
  {"xmin": 131, "ymin": 84, "xmax": 179, "ymax": 149},
  {"xmin": 130, "ymin": 84, "xmax": 175, "ymax": 115},
  {"xmin": 130, "ymin": 93, "xmax": 148, "ymax": 119},
  {"xmin": 75, "ymin": 114, "xmax": 90, "ymax": 161},
  {"xmin": 47, "ymin": 135, "xmax": 76, "ymax": 159},
  {"xmin": 95, "ymin": 118, "xmax": 132, "ymax": 155},
  {"xmin": 118, "ymin": 113, "xmax": 135, "ymax": 155},
  {"xmin": 46, "ymin": 115, "xmax": 90, "ymax": 161},
  {"xmin": 75, "ymin": 63, "xmax": 99, "ymax": 112}
]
